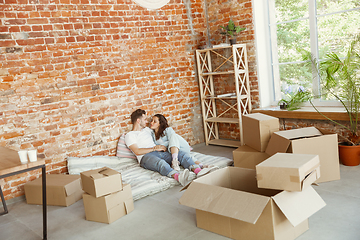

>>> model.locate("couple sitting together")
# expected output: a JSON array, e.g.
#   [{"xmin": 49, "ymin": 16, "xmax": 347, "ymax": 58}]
[{"xmin": 125, "ymin": 109, "xmax": 213, "ymax": 186}]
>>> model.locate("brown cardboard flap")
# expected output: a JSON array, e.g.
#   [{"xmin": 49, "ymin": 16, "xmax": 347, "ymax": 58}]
[
  {"xmin": 90, "ymin": 173, "xmax": 106, "ymax": 179},
  {"xmin": 265, "ymin": 134, "xmax": 290, "ymax": 156},
  {"xmin": 89, "ymin": 167, "xmax": 119, "ymax": 179},
  {"xmin": 302, "ymin": 167, "xmax": 320, "ymax": 190},
  {"xmin": 275, "ymin": 127, "xmax": 322, "ymax": 139},
  {"xmin": 245, "ymin": 113, "xmax": 277, "ymax": 121},
  {"xmin": 179, "ymin": 182, "xmax": 270, "ymax": 224},
  {"xmin": 64, "ymin": 178, "xmax": 81, "ymax": 197},
  {"xmin": 316, "ymin": 127, "xmax": 336, "ymax": 135},
  {"xmin": 272, "ymin": 186, "xmax": 326, "ymax": 227},
  {"xmin": 124, "ymin": 198, "xmax": 134, "ymax": 214},
  {"xmin": 98, "ymin": 168, "xmax": 117, "ymax": 176},
  {"xmin": 107, "ymin": 202, "xmax": 126, "ymax": 224}
]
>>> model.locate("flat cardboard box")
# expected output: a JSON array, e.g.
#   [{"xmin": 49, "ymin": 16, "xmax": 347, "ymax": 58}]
[
  {"xmin": 265, "ymin": 127, "xmax": 340, "ymax": 183},
  {"xmin": 83, "ymin": 184, "xmax": 134, "ymax": 224},
  {"xmin": 256, "ymin": 153, "xmax": 320, "ymax": 191},
  {"xmin": 81, "ymin": 167, "xmax": 122, "ymax": 198},
  {"xmin": 179, "ymin": 167, "xmax": 326, "ymax": 240},
  {"xmin": 242, "ymin": 113, "xmax": 279, "ymax": 152},
  {"xmin": 233, "ymin": 145, "xmax": 269, "ymax": 169},
  {"xmin": 24, "ymin": 174, "xmax": 83, "ymax": 206}
]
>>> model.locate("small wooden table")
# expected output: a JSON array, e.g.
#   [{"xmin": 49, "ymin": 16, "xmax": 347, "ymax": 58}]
[{"xmin": 0, "ymin": 146, "xmax": 47, "ymax": 240}]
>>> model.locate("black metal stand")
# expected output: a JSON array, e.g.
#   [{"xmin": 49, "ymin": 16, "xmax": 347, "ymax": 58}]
[
  {"xmin": 42, "ymin": 166, "xmax": 47, "ymax": 240},
  {"xmin": 0, "ymin": 185, "xmax": 8, "ymax": 215},
  {"xmin": 0, "ymin": 164, "xmax": 47, "ymax": 240}
]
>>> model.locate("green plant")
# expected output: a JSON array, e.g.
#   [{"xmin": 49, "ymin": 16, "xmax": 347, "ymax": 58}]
[
  {"xmin": 279, "ymin": 87, "xmax": 312, "ymax": 111},
  {"xmin": 220, "ymin": 20, "xmax": 246, "ymax": 38},
  {"xmin": 306, "ymin": 34, "xmax": 360, "ymax": 145}
]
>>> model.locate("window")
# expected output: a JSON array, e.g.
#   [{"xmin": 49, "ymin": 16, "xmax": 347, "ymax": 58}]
[{"xmin": 254, "ymin": 0, "xmax": 360, "ymax": 107}]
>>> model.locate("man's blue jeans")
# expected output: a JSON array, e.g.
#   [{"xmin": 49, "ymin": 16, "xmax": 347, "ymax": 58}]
[{"xmin": 140, "ymin": 150, "xmax": 198, "ymax": 177}]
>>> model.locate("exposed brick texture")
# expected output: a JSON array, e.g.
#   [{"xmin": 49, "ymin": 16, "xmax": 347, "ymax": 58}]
[
  {"xmin": 0, "ymin": 0, "xmax": 342, "ymax": 202},
  {"xmin": 200, "ymin": 0, "xmax": 258, "ymax": 141},
  {"xmin": 0, "ymin": 0, "xmax": 213, "ymax": 200},
  {"xmin": 280, "ymin": 118, "xmax": 355, "ymax": 142}
]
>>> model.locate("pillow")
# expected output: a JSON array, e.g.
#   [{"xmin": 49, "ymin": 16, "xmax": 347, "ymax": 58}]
[{"xmin": 116, "ymin": 134, "xmax": 137, "ymax": 160}]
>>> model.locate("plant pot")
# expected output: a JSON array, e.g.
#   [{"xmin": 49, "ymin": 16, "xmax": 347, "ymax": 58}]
[
  {"xmin": 229, "ymin": 38, "xmax": 237, "ymax": 45},
  {"xmin": 279, "ymin": 102, "xmax": 287, "ymax": 109},
  {"xmin": 338, "ymin": 143, "xmax": 360, "ymax": 166}
]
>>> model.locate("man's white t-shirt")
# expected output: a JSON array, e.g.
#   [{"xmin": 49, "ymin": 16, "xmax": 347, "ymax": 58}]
[{"xmin": 125, "ymin": 127, "xmax": 156, "ymax": 163}]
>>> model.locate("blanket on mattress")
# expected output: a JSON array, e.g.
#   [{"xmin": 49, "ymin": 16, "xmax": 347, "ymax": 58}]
[{"xmin": 67, "ymin": 152, "xmax": 233, "ymax": 201}]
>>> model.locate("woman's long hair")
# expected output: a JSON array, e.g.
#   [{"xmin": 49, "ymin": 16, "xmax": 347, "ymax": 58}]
[{"xmin": 154, "ymin": 114, "xmax": 169, "ymax": 140}]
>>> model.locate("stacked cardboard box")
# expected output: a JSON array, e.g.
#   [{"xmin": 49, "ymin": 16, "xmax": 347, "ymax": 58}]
[
  {"xmin": 81, "ymin": 167, "xmax": 134, "ymax": 224},
  {"xmin": 233, "ymin": 113, "xmax": 279, "ymax": 168},
  {"xmin": 242, "ymin": 113, "xmax": 280, "ymax": 152},
  {"xmin": 180, "ymin": 113, "xmax": 341, "ymax": 239},
  {"xmin": 179, "ymin": 166, "xmax": 326, "ymax": 240},
  {"xmin": 265, "ymin": 127, "xmax": 340, "ymax": 183},
  {"xmin": 24, "ymin": 174, "xmax": 83, "ymax": 207},
  {"xmin": 234, "ymin": 113, "xmax": 341, "ymax": 183},
  {"xmin": 256, "ymin": 153, "xmax": 321, "ymax": 192}
]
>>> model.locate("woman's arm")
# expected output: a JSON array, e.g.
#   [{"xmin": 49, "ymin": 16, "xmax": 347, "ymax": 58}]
[{"xmin": 128, "ymin": 144, "xmax": 167, "ymax": 156}]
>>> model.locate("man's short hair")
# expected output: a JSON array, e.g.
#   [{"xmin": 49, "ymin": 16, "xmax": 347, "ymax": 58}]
[{"xmin": 131, "ymin": 109, "xmax": 146, "ymax": 124}]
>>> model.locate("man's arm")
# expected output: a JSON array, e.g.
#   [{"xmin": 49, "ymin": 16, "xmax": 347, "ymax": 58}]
[{"xmin": 128, "ymin": 144, "xmax": 167, "ymax": 156}]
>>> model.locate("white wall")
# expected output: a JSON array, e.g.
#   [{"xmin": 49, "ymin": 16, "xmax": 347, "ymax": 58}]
[{"xmin": 253, "ymin": 0, "xmax": 276, "ymax": 108}]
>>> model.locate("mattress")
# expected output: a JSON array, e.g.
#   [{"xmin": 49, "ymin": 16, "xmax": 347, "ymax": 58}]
[{"xmin": 67, "ymin": 152, "xmax": 233, "ymax": 201}]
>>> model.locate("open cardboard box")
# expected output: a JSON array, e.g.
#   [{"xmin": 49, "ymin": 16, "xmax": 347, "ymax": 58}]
[
  {"xmin": 24, "ymin": 174, "xmax": 83, "ymax": 207},
  {"xmin": 242, "ymin": 113, "xmax": 279, "ymax": 152},
  {"xmin": 179, "ymin": 167, "xmax": 326, "ymax": 240},
  {"xmin": 81, "ymin": 167, "xmax": 123, "ymax": 198},
  {"xmin": 233, "ymin": 145, "xmax": 270, "ymax": 169},
  {"xmin": 265, "ymin": 127, "xmax": 340, "ymax": 183},
  {"xmin": 83, "ymin": 184, "xmax": 134, "ymax": 224},
  {"xmin": 256, "ymin": 153, "xmax": 320, "ymax": 191}
]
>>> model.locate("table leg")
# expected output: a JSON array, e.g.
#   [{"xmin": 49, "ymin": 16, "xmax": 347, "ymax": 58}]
[
  {"xmin": 42, "ymin": 166, "xmax": 47, "ymax": 240},
  {"xmin": 0, "ymin": 185, "xmax": 8, "ymax": 215}
]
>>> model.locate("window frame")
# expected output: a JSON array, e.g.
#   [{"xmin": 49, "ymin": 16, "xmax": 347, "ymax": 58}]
[{"xmin": 253, "ymin": 0, "xmax": 360, "ymax": 108}]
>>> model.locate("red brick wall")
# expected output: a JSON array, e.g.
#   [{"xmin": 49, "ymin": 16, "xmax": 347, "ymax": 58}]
[
  {"xmin": 280, "ymin": 118, "xmax": 355, "ymax": 143},
  {"xmin": 203, "ymin": 0, "xmax": 258, "ymax": 140},
  {"xmin": 0, "ymin": 0, "xmax": 215, "ymax": 200},
  {"xmin": 206, "ymin": 0, "xmax": 258, "ymax": 107},
  {"xmin": 0, "ymin": 0, "xmax": 345, "ymax": 202}
]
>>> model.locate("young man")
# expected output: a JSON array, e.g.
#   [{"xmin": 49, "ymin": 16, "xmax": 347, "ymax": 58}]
[{"xmin": 125, "ymin": 109, "xmax": 201, "ymax": 186}]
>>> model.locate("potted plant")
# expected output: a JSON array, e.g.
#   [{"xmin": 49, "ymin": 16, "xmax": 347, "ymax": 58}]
[
  {"xmin": 306, "ymin": 34, "xmax": 360, "ymax": 166},
  {"xmin": 278, "ymin": 87, "xmax": 312, "ymax": 110},
  {"xmin": 220, "ymin": 20, "xmax": 246, "ymax": 45}
]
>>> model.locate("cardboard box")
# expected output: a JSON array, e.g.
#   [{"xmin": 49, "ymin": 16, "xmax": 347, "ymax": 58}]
[
  {"xmin": 265, "ymin": 127, "xmax": 340, "ymax": 183},
  {"xmin": 24, "ymin": 174, "xmax": 83, "ymax": 206},
  {"xmin": 256, "ymin": 153, "xmax": 320, "ymax": 191},
  {"xmin": 179, "ymin": 167, "xmax": 326, "ymax": 240},
  {"xmin": 242, "ymin": 113, "xmax": 279, "ymax": 152},
  {"xmin": 83, "ymin": 184, "xmax": 134, "ymax": 224},
  {"xmin": 233, "ymin": 145, "xmax": 269, "ymax": 169},
  {"xmin": 81, "ymin": 167, "xmax": 122, "ymax": 198}
]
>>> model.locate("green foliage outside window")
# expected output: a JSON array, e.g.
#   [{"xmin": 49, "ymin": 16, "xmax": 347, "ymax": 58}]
[{"xmin": 274, "ymin": 0, "xmax": 360, "ymax": 100}]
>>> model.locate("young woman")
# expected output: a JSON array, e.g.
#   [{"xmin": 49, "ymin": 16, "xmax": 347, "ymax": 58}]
[{"xmin": 150, "ymin": 114, "xmax": 198, "ymax": 171}]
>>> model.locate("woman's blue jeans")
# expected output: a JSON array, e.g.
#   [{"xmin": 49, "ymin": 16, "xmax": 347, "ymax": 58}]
[{"xmin": 140, "ymin": 150, "xmax": 199, "ymax": 177}]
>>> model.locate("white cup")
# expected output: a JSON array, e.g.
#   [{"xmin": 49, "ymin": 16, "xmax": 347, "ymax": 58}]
[
  {"xmin": 28, "ymin": 149, "xmax": 38, "ymax": 162},
  {"xmin": 18, "ymin": 150, "xmax": 28, "ymax": 164}
]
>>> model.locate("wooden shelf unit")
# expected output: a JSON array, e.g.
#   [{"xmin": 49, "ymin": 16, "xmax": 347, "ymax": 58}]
[{"xmin": 196, "ymin": 44, "xmax": 252, "ymax": 147}]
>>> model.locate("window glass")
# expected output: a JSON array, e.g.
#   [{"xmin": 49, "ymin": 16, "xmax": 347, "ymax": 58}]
[
  {"xmin": 275, "ymin": 0, "xmax": 309, "ymax": 22},
  {"xmin": 318, "ymin": 10, "xmax": 360, "ymax": 59},
  {"xmin": 279, "ymin": 62, "xmax": 312, "ymax": 99},
  {"xmin": 317, "ymin": 0, "xmax": 360, "ymax": 15},
  {"xmin": 276, "ymin": 20, "xmax": 310, "ymax": 63},
  {"xmin": 270, "ymin": 0, "xmax": 360, "ymax": 104}
]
